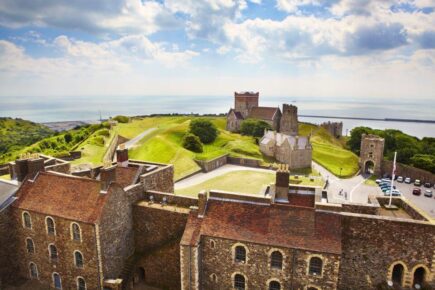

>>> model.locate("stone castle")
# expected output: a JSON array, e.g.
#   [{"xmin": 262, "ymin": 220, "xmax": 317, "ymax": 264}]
[
  {"xmin": 226, "ymin": 92, "xmax": 297, "ymax": 135},
  {"xmin": 0, "ymin": 149, "xmax": 434, "ymax": 290},
  {"xmin": 320, "ymin": 121, "xmax": 343, "ymax": 138},
  {"xmin": 360, "ymin": 134, "xmax": 385, "ymax": 176}
]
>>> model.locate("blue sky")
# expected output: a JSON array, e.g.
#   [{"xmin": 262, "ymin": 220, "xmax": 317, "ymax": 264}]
[{"xmin": 0, "ymin": 0, "xmax": 434, "ymax": 100}]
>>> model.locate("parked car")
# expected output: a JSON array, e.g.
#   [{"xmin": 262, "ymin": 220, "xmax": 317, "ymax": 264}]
[
  {"xmin": 404, "ymin": 177, "xmax": 411, "ymax": 184},
  {"xmin": 414, "ymin": 179, "xmax": 421, "ymax": 186},
  {"xmin": 396, "ymin": 176, "xmax": 404, "ymax": 183},
  {"xmin": 375, "ymin": 179, "xmax": 382, "ymax": 184},
  {"xmin": 412, "ymin": 188, "xmax": 421, "ymax": 196},
  {"xmin": 424, "ymin": 182, "xmax": 431, "ymax": 188},
  {"xmin": 384, "ymin": 189, "xmax": 401, "ymax": 196},
  {"xmin": 424, "ymin": 190, "xmax": 433, "ymax": 197}
]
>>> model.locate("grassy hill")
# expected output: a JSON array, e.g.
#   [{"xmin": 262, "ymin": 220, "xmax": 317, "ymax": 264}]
[{"xmin": 0, "ymin": 117, "xmax": 53, "ymax": 162}]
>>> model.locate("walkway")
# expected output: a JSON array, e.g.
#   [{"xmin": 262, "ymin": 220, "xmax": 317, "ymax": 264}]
[
  {"xmin": 124, "ymin": 128, "xmax": 157, "ymax": 149},
  {"xmin": 175, "ymin": 164, "xmax": 274, "ymax": 189}
]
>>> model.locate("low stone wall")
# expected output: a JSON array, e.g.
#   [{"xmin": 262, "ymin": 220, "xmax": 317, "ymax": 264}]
[
  {"xmin": 45, "ymin": 162, "xmax": 71, "ymax": 174},
  {"xmin": 103, "ymin": 133, "xmax": 119, "ymax": 163},
  {"xmin": 382, "ymin": 160, "xmax": 435, "ymax": 183},
  {"xmin": 144, "ymin": 190, "xmax": 197, "ymax": 208},
  {"xmin": 0, "ymin": 165, "xmax": 9, "ymax": 176},
  {"xmin": 140, "ymin": 165, "xmax": 174, "ymax": 193},
  {"xmin": 194, "ymin": 154, "xmax": 228, "ymax": 172},
  {"xmin": 227, "ymin": 156, "xmax": 261, "ymax": 167},
  {"xmin": 377, "ymin": 197, "xmax": 429, "ymax": 221},
  {"xmin": 57, "ymin": 150, "xmax": 82, "ymax": 161}
]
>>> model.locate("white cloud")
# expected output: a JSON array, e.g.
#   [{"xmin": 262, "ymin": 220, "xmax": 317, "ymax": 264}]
[{"xmin": 276, "ymin": 0, "xmax": 320, "ymax": 13}]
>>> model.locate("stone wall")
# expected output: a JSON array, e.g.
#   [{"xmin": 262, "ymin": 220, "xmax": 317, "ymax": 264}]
[
  {"xmin": 338, "ymin": 213, "xmax": 435, "ymax": 289},
  {"xmin": 194, "ymin": 154, "xmax": 228, "ymax": 172},
  {"xmin": 382, "ymin": 160, "xmax": 435, "ymax": 184},
  {"xmin": 144, "ymin": 190, "xmax": 197, "ymax": 208},
  {"xmin": 0, "ymin": 208, "xmax": 19, "ymax": 287},
  {"xmin": 99, "ymin": 185, "xmax": 134, "ymax": 279},
  {"xmin": 45, "ymin": 162, "xmax": 71, "ymax": 174},
  {"xmin": 376, "ymin": 197, "xmax": 429, "ymax": 221},
  {"xmin": 227, "ymin": 156, "xmax": 261, "ymax": 168},
  {"xmin": 103, "ymin": 133, "xmax": 119, "ymax": 163},
  {"xmin": 140, "ymin": 165, "xmax": 174, "ymax": 193},
  {"xmin": 200, "ymin": 236, "xmax": 340, "ymax": 290},
  {"xmin": 12, "ymin": 209, "xmax": 101, "ymax": 289}
]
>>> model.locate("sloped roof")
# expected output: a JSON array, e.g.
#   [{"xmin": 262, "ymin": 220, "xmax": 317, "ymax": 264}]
[
  {"xmin": 0, "ymin": 179, "xmax": 19, "ymax": 211},
  {"xmin": 228, "ymin": 109, "xmax": 244, "ymax": 120},
  {"xmin": 261, "ymin": 131, "xmax": 310, "ymax": 149},
  {"xmin": 115, "ymin": 166, "xmax": 139, "ymax": 188},
  {"xmin": 13, "ymin": 172, "xmax": 107, "ymax": 224},
  {"xmin": 183, "ymin": 200, "xmax": 342, "ymax": 254},
  {"xmin": 249, "ymin": 107, "xmax": 280, "ymax": 121}
]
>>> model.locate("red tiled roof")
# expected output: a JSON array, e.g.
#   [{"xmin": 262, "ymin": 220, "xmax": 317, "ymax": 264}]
[
  {"xmin": 248, "ymin": 107, "xmax": 280, "ymax": 121},
  {"xmin": 115, "ymin": 166, "xmax": 139, "ymax": 188},
  {"xmin": 186, "ymin": 200, "xmax": 342, "ymax": 254},
  {"xmin": 13, "ymin": 172, "xmax": 107, "ymax": 224}
]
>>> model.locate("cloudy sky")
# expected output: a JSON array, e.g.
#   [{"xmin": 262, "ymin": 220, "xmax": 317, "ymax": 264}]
[{"xmin": 0, "ymin": 0, "xmax": 434, "ymax": 100}]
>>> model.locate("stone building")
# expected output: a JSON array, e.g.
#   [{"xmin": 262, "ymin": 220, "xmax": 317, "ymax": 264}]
[
  {"xmin": 360, "ymin": 134, "xmax": 385, "ymax": 176},
  {"xmin": 320, "ymin": 121, "xmax": 343, "ymax": 138},
  {"xmin": 226, "ymin": 92, "xmax": 296, "ymax": 134},
  {"xmin": 260, "ymin": 130, "xmax": 312, "ymax": 169}
]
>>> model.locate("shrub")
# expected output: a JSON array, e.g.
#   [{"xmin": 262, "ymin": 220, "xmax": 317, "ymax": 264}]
[
  {"xmin": 64, "ymin": 133, "xmax": 73, "ymax": 143},
  {"xmin": 97, "ymin": 129, "xmax": 110, "ymax": 137},
  {"xmin": 240, "ymin": 119, "xmax": 271, "ymax": 137},
  {"xmin": 189, "ymin": 119, "xmax": 218, "ymax": 144},
  {"xmin": 182, "ymin": 133, "xmax": 203, "ymax": 153},
  {"xmin": 90, "ymin": 136, "xmax": 105, "ymax": 146},
  {"xmin": 113, "ymin": 115, "xmax": 129, "ymax": 123}
]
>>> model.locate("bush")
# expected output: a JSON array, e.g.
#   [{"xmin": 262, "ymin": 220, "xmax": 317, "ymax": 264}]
[
  {"xmin": 189, "ymin": 119, "xmax": 218, "ymax": 144},
  {"xmin": 113, "ymin": 115, "xmax": 129, "ymax": 123},
  {"xmin": 90, "ymin": 136, "xmax": 105, "ymax": 146},
  {"xmin": 64, "ymin": 133, "xmax": 73, "ymax": 143},
  {"xmin": 240, "ymin": 119, "xmax": 271, "ymax": 137},
  {"xmin": 182, "ymin": 133, "xmax": 203, "ymax": 153},
  {"xmin": 97, "ymin": 129, "xmax": 110, "ymax": 137}
]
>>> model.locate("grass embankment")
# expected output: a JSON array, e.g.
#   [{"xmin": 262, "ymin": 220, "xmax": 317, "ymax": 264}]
[
  {"xmin": 175, "ymin": 171, "xmax": 275, "ymax": 197},
  {"xmin": 126, "ymin": 117, "xmax": 263, "ymax": 180},
  {"xmin": 299, "ymin": 123, "xmax": 359, "ymax": 178},
  {"xmin": 71, "ymin": 129, "xmax": 116, "ymax": 166}
]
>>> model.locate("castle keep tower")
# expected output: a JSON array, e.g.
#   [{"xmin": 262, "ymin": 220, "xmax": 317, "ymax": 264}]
[
  {"xmin": 360, "ymin": 134, "xmax": 384, "ymax": 176},
  {"xmin": 280, "ymin": 104, "xmax": 298, "ymax": 136},
  {"xmin": 234, "ymin": 91, "xmax": 259, "ymax": 119}
]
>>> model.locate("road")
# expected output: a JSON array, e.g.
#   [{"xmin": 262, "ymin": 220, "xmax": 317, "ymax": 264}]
[{"xmin": 123, "ymin": 128, "xmax": 157, "ymax": 149}]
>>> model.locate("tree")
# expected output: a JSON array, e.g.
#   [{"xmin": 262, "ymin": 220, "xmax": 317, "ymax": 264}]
[
  {"xmin": 240, "ymin": 119, "xmax": 271, "ymax": 137},
  {"xmin": 64, "ymin": 133, "xmax": 73, "ymax": 143},
  {"xmin": 411, "ymin": 154, "xmax": 435, "ymax": 173},
  {"xmin": 182, "ymin": 133, "xmax": 203, "ymax": 153},
  {"xmin": 113, "ymin": 115, "xmax": 129, "ymax": 123},
  {"xmin": 189, "ymin": 119, "xmax": 218, "ymax": 144},
  {"xmin": 347, "ymin": 127, "xmax": 372, "ymax": 154}
]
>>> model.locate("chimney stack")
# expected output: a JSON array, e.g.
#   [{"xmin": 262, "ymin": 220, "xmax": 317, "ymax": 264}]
[
  {"xmin": 116, "ymin": 144, "xmax": 129, "ymax": 167},
  {"xmin": 12, "ymin": 153, "xmax": 45, "ymax": 182},
  {"xmin": 275, "ymin": 164, "xmax": 290, "ymax": 201},
  {"xmin": 100, "ymin": 164, "xmax": 117, "ymax": 190},
  {"xmin": 198, "ymin": 190, "xmax": 207, "ymax": 218}
]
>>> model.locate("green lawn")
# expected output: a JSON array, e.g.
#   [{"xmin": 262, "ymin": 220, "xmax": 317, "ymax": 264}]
[
  {"xmin": 175, "ymin": 171, "xmax": 275, "ymax": 197},
  {"xmin": 71, "ymin": 130, "xmax": 116, "ymax": 166}
]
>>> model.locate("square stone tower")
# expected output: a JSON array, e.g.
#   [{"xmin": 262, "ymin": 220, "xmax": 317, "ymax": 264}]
[
  {"xmin": 360, "ymin": 134, "xmax": 385, "ymax": 176},
  {"xmin": 280, "ymin": 104, "xmax": 298, "ymax": 135},
  {"xmin": 234, "ymin": 91, "xmax": 259, "ymax": 119}
]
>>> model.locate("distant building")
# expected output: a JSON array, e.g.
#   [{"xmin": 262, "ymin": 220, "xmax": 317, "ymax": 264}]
[
  {"xmin": 260, "ymin": 130, "xmax": 312, "ymax": 169},
  {"xmin": 360, "ymin": 134, "xmax": 385, "ymax": 176},
  {"xmin": 321, "ymin": 121, "xmax": 343, "ymax": 138},
  {"xmin": 226, "ymin": 92, "xmax": 296, "ymax": 134}
]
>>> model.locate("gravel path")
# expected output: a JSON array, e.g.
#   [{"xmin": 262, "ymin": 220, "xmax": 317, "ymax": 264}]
[{"xmin": 123, "ymin": 128, "xmax": 157, "ymax": 149}]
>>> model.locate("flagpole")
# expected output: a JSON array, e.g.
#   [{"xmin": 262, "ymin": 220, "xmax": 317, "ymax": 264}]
[{"xmin": 388, "ymin": 151, "xmax": 397, "ymax": 207}]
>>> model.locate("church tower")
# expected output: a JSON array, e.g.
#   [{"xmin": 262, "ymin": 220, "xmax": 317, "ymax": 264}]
[
  {"xmin": 234, "ymin": 91, "xmax": 259, "ymax": 119},
  {"xmin": 280, "ymin": 104, "xmax": 298, "ymax": 136}
]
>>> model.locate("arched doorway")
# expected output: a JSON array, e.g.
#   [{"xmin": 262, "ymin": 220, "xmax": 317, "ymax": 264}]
[
  {"xmin": 413, "ymin": 267, "xmax": 426, "ymax": 287},
  {"xmin": 133, "ymin": 267, "xmax": 145, "ymax": 285},
  {"xmin": 392, "ymin": 264, "xmax": 404, "ymax": 286},
  {"xmin": 364, "ymin": 160, "xmax": 375, "ymax": 174}
]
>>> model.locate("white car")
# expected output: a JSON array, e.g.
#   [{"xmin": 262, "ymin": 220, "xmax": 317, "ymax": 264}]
[
  {"xmin": 404, "ymin": 177, "xmax": 411, "ymax": 184},
  {"xmin": 384, "ymin": 189, "xmax": 401, "ymax": 196},
  {"xmin": 396, "ymin": 176, "xmax": 403, "ymax": 183}
]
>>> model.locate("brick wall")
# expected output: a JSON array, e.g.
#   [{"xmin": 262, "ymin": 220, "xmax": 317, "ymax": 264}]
[
  {"xmin": 382, "ymin": 160, "xmax": 435, "ymax": 184},
  {"xmin": 12, "ymin": 209, "xmax": 101, "ymax": 289},
  {"xmin": 140, "ymin": 165, "xmax": 174, "ymax": 193}
]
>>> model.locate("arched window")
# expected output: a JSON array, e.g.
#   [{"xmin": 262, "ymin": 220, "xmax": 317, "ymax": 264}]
[
  {"xmin": 269, "ymin": 281, "xmax": 281, "ymax": 290},
  {"xmin": 72, "ymin": 223, "xmax": 81, "ymax": 241},
  {"xmin": 52, "ymin": 272, "xmax": 62, "ymax": 289},
  {"xmin": 392, "ymin": 263, "xmax": 404, "ymax": 286},
  {"xmin": 309, "ymin": 257, "xmax": 323, "ymax": 276},
  {"xmin": 23, "ymin": 212, "xmax": 32, "ymax": 228},
  {"xmin": 210, "ymin": 240, "xmax": 215, "ymax": 249},
  {"xmin": 210, "ymin": 273, "xmax": 218, "ymax": 283},
  {"xmin": 46, "ymin": 217, "xmax": 55, "ymax": 235},
  {"xmin": 234, "ymin": 274, "xmax": 245, "ymax": 290},
  {"xmin": 26, "ymin": 238, "xmax": 35, "ymax": 253},
  {"xmin": 77, "ymin": 277, "xmax": 86, "ymax": 290},
  {"xmin": 49, "ymin": 244, "xmax": 58, "ymax": 262},
  {"xmin": 271, "ymin": 251, "xmax": 283, "ymax": 269},
  {"xmin": 235, "ymin": 246, "xmax": 246, "ymax": 263},
  {"xmin": 413, "ymin": 267, "xmax": 426, "ymax": 287},
  {"xmin": 29, "ymin": 262, "xmax": 38, "ymax": 279},
  {"xmin": 75, "ymin": 251, "xmax": 84, "ymax": 268},
  {"xmin": 307, "ymin": 287, "xmax": 319, "ymax": 290}
]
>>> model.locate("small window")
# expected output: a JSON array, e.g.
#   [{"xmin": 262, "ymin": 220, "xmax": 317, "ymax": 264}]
[
  {"xmin": 210, "ymin": 240, "xmax": 215, "ymax": 249},
  {"xmin": 46, "ymin": 217, "xmax": 55, "ymax": 236},
  {"xmin": 210, "ymin": 273, "xmax": 218, "ymax": 283},
  {"xmin": 77, "ymin": 277, "xmax": 86, "ymax": 290},
  {"xmin": 234, "ymin": 274, "xmax": 245, "ymax": 290},
  {"xmin": 29, "ymin": 262, "xmax": 38, "ymax": 279},
  {"xmin": 26, "ymin": 238, "xmax": 35, "ymax": 254},
  {"xmin": 49, "ymin": 244, "xmax": 58, "ymax": 262},
  {"xmin": 72, "ymin": 223, "xmax": 81, "ymax": 241},
  {"xmin": 309, "ymin": 257, "xmax": 323, "ymax": 276},
  {"xmin": 235, "ymin": 246, "xmax": 246, "ymax": 263},
  {"xmin": 269, "ymin": 281, "xmax": 281, "ymax": 290},
  {"xmin": 271, "ymin": 251, "xmax": 283, "ymax": 269},
  {"xmin": 307, "ymin": 287, "xmax": 319, "ymax": 290},
  {"xmin": 53, "ymin": 273, "xmax": 62, "ymax": 289},
  {"xmin": 75, "ymin": 251, "xmax": 84, "ymax": 268},
  {"xmin": 23, "ymin": 212, "xmax": 32, "ymax": 228}
]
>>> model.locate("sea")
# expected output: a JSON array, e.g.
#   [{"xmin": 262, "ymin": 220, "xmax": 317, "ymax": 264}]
[{"xmin": 0, "ymin": 96, "xmax": 434, "ymax": 139}]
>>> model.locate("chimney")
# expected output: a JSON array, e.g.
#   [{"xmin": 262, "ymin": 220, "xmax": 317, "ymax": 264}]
[
  {"xmin": 14, "ymin": 159, "xmax": 28, "ymax": 182},
  {"xmin": 13, "ymin": 154, "xmax": 45, "ymax": 182},
  {"xmin": 100, "ymin": 165, "xmax": 117, "ymax": 190},
  {"xmin": 198, "ymin": 190, "xmax": 207, "ymax": 218},
  {"xmin": 275, "ymin": 164, "xmax": 290, "ymax": 201},
  {"xmin": 116, "ymin": 145, "xmax": 129, "ymax": 167},
  {"xmin": 27, "ymin": 157, "xmax": 45, "ymax": 180}
]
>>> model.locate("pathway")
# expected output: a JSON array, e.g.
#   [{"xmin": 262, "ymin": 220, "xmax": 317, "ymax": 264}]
[
  {"xmin": 175, "ymin": 164, "xmax": 274, "ymax": 190},
  {"xmin": 123, "ymin": 128, "xmax": 157, "ymax": 149}
]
